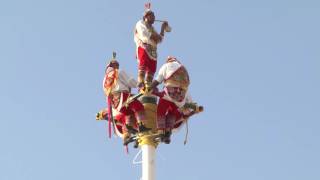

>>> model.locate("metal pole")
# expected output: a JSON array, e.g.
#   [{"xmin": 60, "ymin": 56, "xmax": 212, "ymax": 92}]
[{"xmin": 141, "ymin": 144, "xmax": 156, "ymax": 180}]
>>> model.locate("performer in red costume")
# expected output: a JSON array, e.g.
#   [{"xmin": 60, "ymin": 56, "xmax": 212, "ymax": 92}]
[
  {"xmin": 134, "ymin": 3, "xmax": 169, "ymax": 91},
  {"xmin": 151, "ymin": 56, "xmax": 191, "ymax": 144},
  {"xmin": 98, "ymin": 53, "xmax": 150, "ymax": 144}
]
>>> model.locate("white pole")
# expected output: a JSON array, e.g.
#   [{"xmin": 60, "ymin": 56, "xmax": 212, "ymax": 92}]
[{"xmin": 141, "ymin": 144, "xmax": 156, "ymax": 180}]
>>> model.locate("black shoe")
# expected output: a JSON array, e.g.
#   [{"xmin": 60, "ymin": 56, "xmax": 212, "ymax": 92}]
[
  {"xmin": 162, "ymin": 137, "xmax": 171, "ymax": 144},
  {"xmin": 138, "ymin": 124, "xmax": 151, "ymax": 132},
  {"xmin": 126, "ymin": 124, "xmax": 138, "ymax": 134},
  {"xmin": 133, "ymin": 140, "xmax": 139, "ymax": 148},
  {"xmin": 123, "ymin": 136, "xmax": 135, "ymax": 146},
  {"xmin": 161, "ymin": 131, "xmax": 171, "ymax": 144}
]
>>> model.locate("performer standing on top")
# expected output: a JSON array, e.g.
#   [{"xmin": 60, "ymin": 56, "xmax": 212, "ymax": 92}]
[{"xmin": 134, "ymin": 3, "xmax": 170, "ymax": 92}]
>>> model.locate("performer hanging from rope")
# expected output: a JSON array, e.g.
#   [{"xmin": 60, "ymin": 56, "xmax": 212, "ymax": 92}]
[
  {"xmin": 99, "ymin": 53, "xmax": 151, "ymax": 144},
  {"xmin": 151, "ymin": 56, "xmax": 191, "ymax": 144},
  {"xmin": 134, "ymin": 2, "xmax": 170, "ymax": 92}
]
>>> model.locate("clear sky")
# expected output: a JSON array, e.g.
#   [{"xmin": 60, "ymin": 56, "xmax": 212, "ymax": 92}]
[{"xmin": 1, "ymin": 0, "xmax": 320, "ymax": 180}]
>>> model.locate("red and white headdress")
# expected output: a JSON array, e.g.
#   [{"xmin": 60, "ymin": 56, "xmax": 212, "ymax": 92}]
[
  {"xmin": 105, "ymin": 52, "xmax": 119, "ymax": 73},
  {"xmin": 166, "ymin": 56, "xmax": 178, "ymax": 63},
  {"xmin": 103, "ymin": 52, "xmax": 119, "ymax": 95},
  {"xmin": 143, "ymin": 2, "xmax": 153, "ymax": 16},
  {"xmin": 164, "ymin": 56, "xmax": 190, "ymax": 90}
]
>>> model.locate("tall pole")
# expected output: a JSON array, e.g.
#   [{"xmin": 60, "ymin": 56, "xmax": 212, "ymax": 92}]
[
  {"xmin": 139, "ymin": 95, "xmax": 158, "ymax": 180},
  {"xmin": 141, "ymin": 144, "xmax": 156, "ymax": 180}
]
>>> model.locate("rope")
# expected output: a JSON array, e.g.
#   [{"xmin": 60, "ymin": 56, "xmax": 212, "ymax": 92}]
[
  {"xmin": 184, "ymin": 119, "xmax": 189, "ymax": 145},
  {"xmin": 132, "ymin": 149, "xmax": 142, "ymax": 165},
  {"xmin": 125, "ymin": 145, "xmax": 129, "ymax": 154}
]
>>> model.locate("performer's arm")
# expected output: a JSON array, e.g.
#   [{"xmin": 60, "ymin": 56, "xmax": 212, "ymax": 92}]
[
  {"xmin": 160, "ymin": 21, "xmax": 169, "ymax": 36},
  {"xmin": 181, "ymin": 95, "xmax": 204, "ymax": 118},
  {"xmin": 150, "ymin": 32, "xmax": 163, "ymax": 44},
  {"xmin": 150, "ymin": 65, "xmax": 167, "ymax": 90}
]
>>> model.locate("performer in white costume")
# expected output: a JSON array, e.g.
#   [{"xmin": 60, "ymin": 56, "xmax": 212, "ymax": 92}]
[
  {"xmin": 151, "ymin": 56, "xmax": 190, "ymax": 143},
  {"xmin": 134, "ymin": 3, "xmax": 169, "ymax": 91}
]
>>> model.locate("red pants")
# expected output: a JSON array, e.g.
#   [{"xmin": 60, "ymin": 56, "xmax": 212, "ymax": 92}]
[
  {"xmin": 108, "ymin": 92, "xmax": 144, "ymax": 123},
  {"xmin": 157, "ymin": 98, "xmax": 182, "ymax": 130},
  {"xmin": 119, "ymin": 94, "xmax": 144, "ymax": 129},
  {"xmin": 113, "ymin": 92, "xmax": 144, "ymax": 116},
  {"xmin": 120, "ymin": 99, "xmax": 144, "ymax": 116},
  {"xmin": 107, "ymin": 92, "xmax": 145, "ymax": 136},
  {"xmin": 137, "ymin": 47, "xmax": 157, "ymax": 74}
]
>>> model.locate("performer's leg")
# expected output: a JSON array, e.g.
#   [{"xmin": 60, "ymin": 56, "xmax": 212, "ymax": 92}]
[
  {"xmin": 157, "ymin": 98, "xmax": 169, "ymax": 130},
  {"xmin": 119, "ymin": 106, "xmax": 136, "ymax": 134},
  {"xmin": 121, "ymin": 125, "xmax": 131, "ymax": 145},
  {"xmin": 135, "ymin": 111, "xmax": 151, "ymax": 132},
  {"xmin": 145, "ymin": 72, "xmax": 154, "ymax": 92},
  {"xmin": 160, "ymin": 101, "xmax": 178, "ymax": 144},
  {"xmin": 129, "ymin": 99, "xmax": 150, "ymax": 132},
  {"xmin": 145, "ymin": 59, "xmax": 157, "ymax": 92},
  {"xmin": 137, "ymin": 47, "xmax": 148, "ymax": 91},
  {"xmin": 138, "ymin": 70, "xmax": 145, "ymax": 91},
  {"xmin": 167, "ymin": 114, "xmax": 176, "ymax": 130},
  {"xmin": 162, "ymin": 130, "xmax": 172, "ymax": 144},
  {"xmin": 125, "ymin": 115, "xmax": 138, "ymax": 134},
  {"xmin": 161, "ymin": 113, "xmax": 175, "ymax": 144}
]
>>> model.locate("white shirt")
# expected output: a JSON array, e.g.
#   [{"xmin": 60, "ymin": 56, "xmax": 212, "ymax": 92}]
[
  {"xmin": 156, "ymin": 61, "xmax": 182, "ymax": 84},
  {"xmin": 134, "ymin": 20, "xmax": 157, "ymax": 47}
]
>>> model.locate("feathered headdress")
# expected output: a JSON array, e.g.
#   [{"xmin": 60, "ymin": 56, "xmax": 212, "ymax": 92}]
[
  {"xmin": 143, "ymin": 2, "xmax": 153, "ymax": 16},
  {"xmin": 104, "ymin": 52, "xmax": 119, "ymax": 96}
]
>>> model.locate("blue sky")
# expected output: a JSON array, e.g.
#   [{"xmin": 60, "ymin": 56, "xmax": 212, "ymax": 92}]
[{"xmin": 1, "ymin": 0, "xmax": 320, "ymax": 180}]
